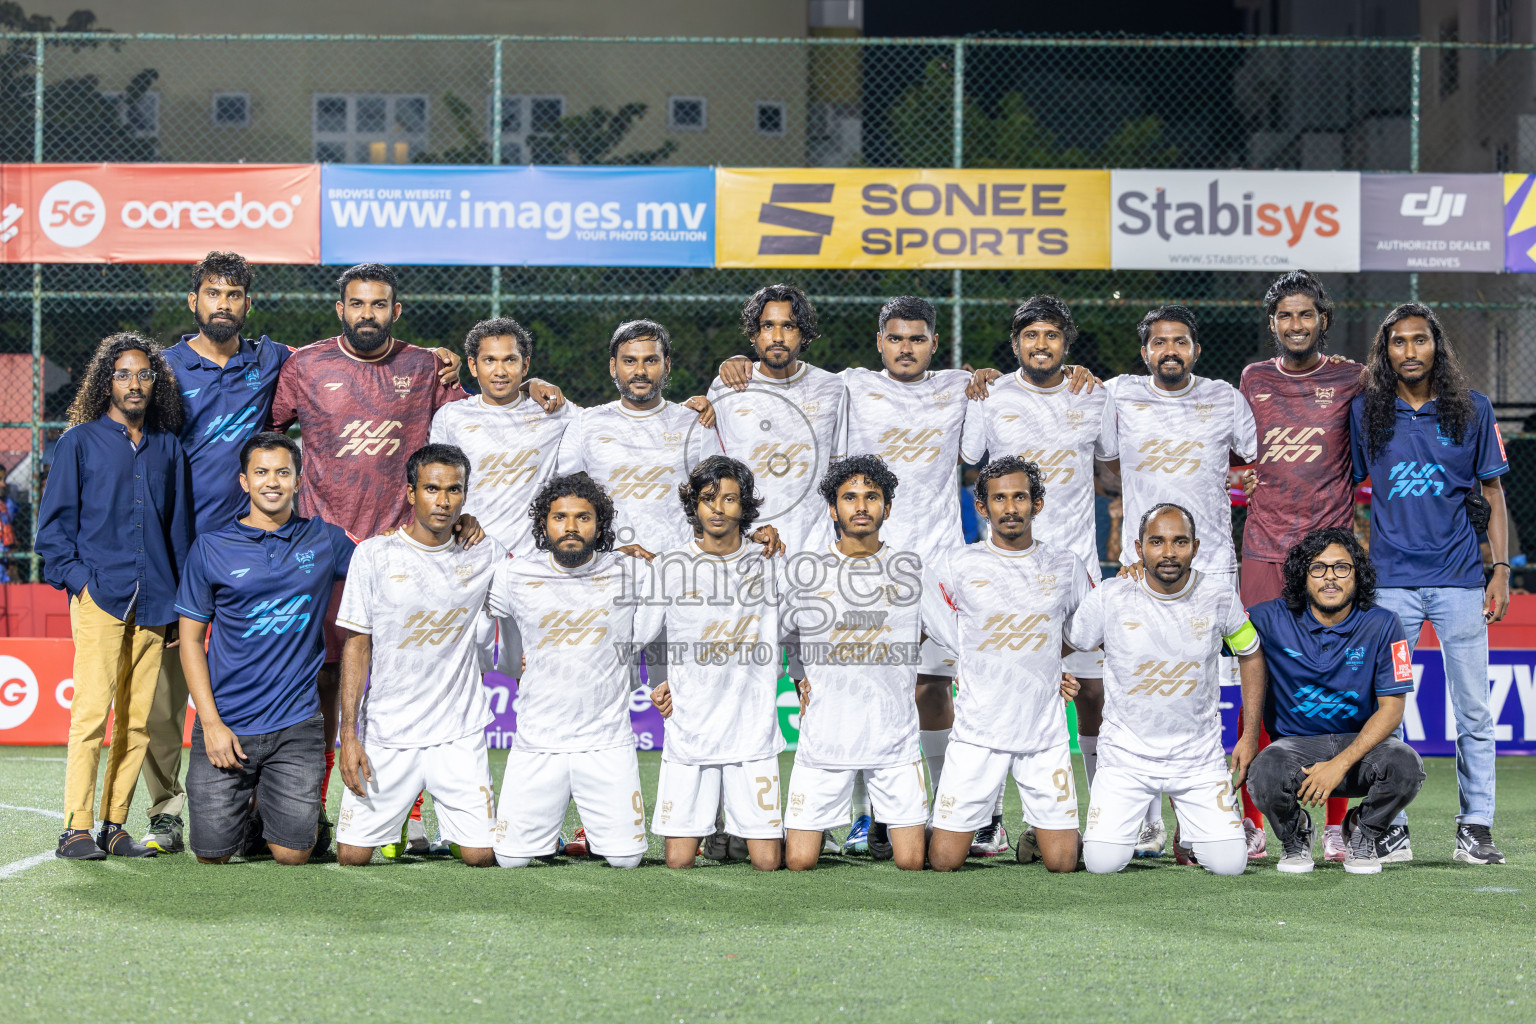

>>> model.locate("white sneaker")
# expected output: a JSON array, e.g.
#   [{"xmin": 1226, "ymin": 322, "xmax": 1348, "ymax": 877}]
[
  {"xmin": 1133, "ymin": 818, "xmax": 1166, "ymax": 858},
  {"xmin": 969, "ymin": 816, "xmax": 1010, "ymax": 857},
  {"xmin": 1276, "ymin": 809, "xmax": 1315, "ymax": 874}
]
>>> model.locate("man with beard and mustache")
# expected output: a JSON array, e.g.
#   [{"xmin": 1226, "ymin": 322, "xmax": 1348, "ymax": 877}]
[
  {"xmin": 484, "ymin": 473, "xmax": 657, "ymax": 869},
  {"xmin": 1102, "ymin": 305, "xmax": 1257, "ymax": 859},
  {"xmin": 1234, "ymin": 270, "xmax": 1363, "ymax": 863},
  {"xmin": 1068, "ymin": 504, "xmax": 1265, "ymax": 877},
  {"xmin": 1244, "ymin": 528, "xmax": 1423, "ymax": 875}
]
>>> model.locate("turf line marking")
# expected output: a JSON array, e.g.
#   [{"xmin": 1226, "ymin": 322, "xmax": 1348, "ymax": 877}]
[
  {"xmin": 0, "ymin": 851, "xmax": 55, "ymax": 879},
  {"xmin": 0, "ymin": 756, "xmax": 66, "ymax": 762},
  {"xmin": 0, "ymin": 803, "xmax": 66, "ymax": 819}
]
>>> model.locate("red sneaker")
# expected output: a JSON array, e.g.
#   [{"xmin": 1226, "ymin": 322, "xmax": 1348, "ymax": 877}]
[{"xmin": 564, "ymin": 827, "xmax": 590, "ymax": 857}]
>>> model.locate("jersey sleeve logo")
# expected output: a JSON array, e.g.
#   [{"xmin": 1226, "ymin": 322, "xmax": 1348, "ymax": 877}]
[{"xmin": 1391, "ymin": 639, "xmax": 1413, "ymax": 682}]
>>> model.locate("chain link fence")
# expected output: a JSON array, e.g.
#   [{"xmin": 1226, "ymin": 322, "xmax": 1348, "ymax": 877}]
[{"xmin": 2, "ymin": 33, "xmax": 1535, "ymax": 580}]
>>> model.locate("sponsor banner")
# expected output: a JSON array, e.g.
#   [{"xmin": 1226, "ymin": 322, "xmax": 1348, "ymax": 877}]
[
  {"xmin": 715, "ymin": 167, "xmax": 1110, "ymax": 269},
  {"xmin": 482, "ymin": 668, "xmax": 667, "ymax": 752},
  {"xmin": 320, "ymin": 165, "xmax": 713, "ymax": 267},
  {"xmin": 1111, "ymin": 170, "xmax": 1360, "ymax": 272},
  {"xmin": 1503, "ymin": 173, "xmax": 1536, "ymax": 272},
  {"xmin": 0, "ymin": 639, "xmax": 75, "ymax": 744},
  {"xmin": 0, "ymin": 163, "xmax": 319, "ymax": 264},
  {"xmin": 1360, "ymin": 173, "xmax": 1503, "ymax": 272}
]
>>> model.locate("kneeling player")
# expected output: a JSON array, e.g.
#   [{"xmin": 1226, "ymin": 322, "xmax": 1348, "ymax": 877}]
[
  {"xmin": 486, "ymin": 473, "xmax": 654, "ymax": 869},
  {"xmin": 1066, "ymin": 503, "xmax": 1265, "ymax": 876},
  {"xmin": 643, "ymin": 456, "xmax": 791, "ymax": 871},
  {"xmin": 334, "ymin": 444, "xmax": 502, "ymax": 867},
  {"xmin": 925, "ymin": 457, "xmax": 1092, "ymax": 873}
]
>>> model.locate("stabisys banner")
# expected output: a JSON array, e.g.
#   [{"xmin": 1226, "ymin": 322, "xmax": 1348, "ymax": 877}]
[{"xmin": 0, "ymin": 163, "xmax": 320, "ymax": 263}]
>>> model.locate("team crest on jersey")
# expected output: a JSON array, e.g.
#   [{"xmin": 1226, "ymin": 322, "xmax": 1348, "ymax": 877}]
[
  {"xmin": 523, "ymin": 413, "xmax": 543, "ymax": 424},
  {"xmin": 455, "ymin": 564, "xmax": 474, "ymax": 583},
  {"xmin": 1194, "ymin": 401, "xmax": 1215, "ymax": 422},
  {"xmin": 1035, "ymin": 573, "xmax": 1057, "ymax": 591},
  {"xmin": 662, "ymin": 431, "xmax": 682, "ymax": 449},
  {"xmin": 1189, "ymin": 615, "xmax": 1211, "ymax": 640},
  {"xmin": 801, "ymin": 400, "xmax": 821, "ymax": 416},
  {"xmin": 932, "ymin": 390, "xmax": 952, "ymax": 404},
  {"xmin": 392, "ymin": 375, "xmax": 412, "ymax": 396},
  {"xmin": 1065, "ymin": 409, "xmax": 1085, "ymax": 428},
  {"xmin": 1344, "ymin": 646, "xmax": 1366, "ymax": 671},
  {"xmin": 1314, "ymin": 387, "xmax": 1335, "ymax": 407},
  {"xmin": 244, "ymin": 366, "xmax": 261, "ymax": 391},
  {"xmin": 295, "ymin": 549, "xmax": 316, "ymax": 574}
]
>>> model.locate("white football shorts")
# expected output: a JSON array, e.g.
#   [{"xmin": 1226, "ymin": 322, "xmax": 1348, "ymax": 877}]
[
  {"xmin": 917, "ymin": 638, "xmax": 958, "ymax": 678},
  {"xmin": 1063, "ymin": 646, "xmax": 1104, "ymax": 680},
  {"xmin": 784, "ymin": 759, "xmax": 929, "ymax": 832},
  {"xmin": 493, "ymin": 744, "xmax": 647, "ymax": 860},
  {"xmin": 336, "ymin": 731, "xmax": 496, "ymax": 849},
  {"xmin": 651, "ymin": 756, "xmax": 783, "ymax": 840},
  {"xmin": 1084, "ymin": 764, "xmax": 1243, "ymax": 845},
  {"xmin": 932, "ymin": 739, "xmax": 1078, "ymax": 833}
]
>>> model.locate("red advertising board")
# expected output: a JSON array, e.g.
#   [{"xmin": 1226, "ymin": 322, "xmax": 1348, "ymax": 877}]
[{"xmin": 0, "ymin": 163, "xmax": 320, "ymax": 264}]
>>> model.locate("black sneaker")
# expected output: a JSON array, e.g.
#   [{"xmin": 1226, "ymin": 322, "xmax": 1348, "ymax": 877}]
[
  {"xmin": 1343, "ymin": 806, "xmax": 1413, "ymax": 865},
  {"xmin": 95, "ymin": 822, "xmax": 158, "ymax": 857},
  {"xmin": 56, "ymin": 828, "xmax": 106, "ymax": 860},
  {"xmin": 868, "ymin": 821, "xmax": 893, "ymax": 861},
  {"xmin": 241, "ymin": 810, "xmax": 268, "ymax": 858},
  {"xmin": 312, "ymin": 817, "xmax": 333, "ymax": 860},
  {"xmin": 1454, "ymin": 824, "xmax": 1506, "ymax": 865}
]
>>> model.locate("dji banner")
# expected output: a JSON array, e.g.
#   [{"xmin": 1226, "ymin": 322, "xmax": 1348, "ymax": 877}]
[{"xmin": 1359, "ymin": 173, "xmax": 1503, "ymax": 272}]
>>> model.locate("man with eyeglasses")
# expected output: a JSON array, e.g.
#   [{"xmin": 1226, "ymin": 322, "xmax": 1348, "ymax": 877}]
[{"xmin": 1245, "ymin": 527, "xmax": 1424, "ymax": 875}]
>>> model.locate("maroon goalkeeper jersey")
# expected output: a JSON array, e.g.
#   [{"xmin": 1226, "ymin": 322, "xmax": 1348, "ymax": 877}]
[
  {"xmin": 271, "ymin": 336, "xmax": 465, "ymax": 539},
  {"xmin": 1238, "ymin": 356, "xmax": 1364, "ymax": 563}
]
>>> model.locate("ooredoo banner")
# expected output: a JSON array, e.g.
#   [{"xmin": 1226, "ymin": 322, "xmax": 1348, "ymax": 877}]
[
  {"xmin": 1359, "ymin": 173, "xmax": 1503, "ymax": 272},
  {"xmin": 0, "ymin": 163, "xmax": 320, "ymax": 264},
  {"xmin": 1111, "ymin": 170, "xmax": 1360, "ymax": 272},
  {"xmin": 715, "ymin": 168, "xmax": 1110, "ymax": 269},
  {"xmin": 319, "ymin": 165, "xmax": 714, "ymax": 267}
]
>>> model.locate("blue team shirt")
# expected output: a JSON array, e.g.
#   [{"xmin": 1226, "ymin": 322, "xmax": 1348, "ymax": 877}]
[
  {"xmin": 175, "ymin": 514, "xmax": 353, "ymax": 735},
  {"xmin": 164, "ymin": 335, "xmax": 291, "ymax": 535},
  {"xmin": 1349, "ymin": 389, "xmax": 1507, "ymax": 588},
  {"xmin": 1249, "ymin": 598, "xmax": 1413, "ymax": 738}
]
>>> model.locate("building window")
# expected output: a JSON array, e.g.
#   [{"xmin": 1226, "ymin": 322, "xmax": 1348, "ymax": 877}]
[
  {"xmin": 1439, "ymin": 20, "xmax": 1459, "ymax": 98},
  {"xmin": 756, "ymin": 101, "xmax": 785, "ymax": 136},
  {"xmin": 668, "ymin": 96, "xmax": 706, "ymax": 132},
  {"xmin": 487, "ymin": 94, "xmax": 565, "ymax": 162},
  {"xmin": 211, "ymin": 92, "xmax": 250, "ymax": 128},
  {"xmin": 104, "ymin": 91, "xmax": 160, "ymax": 136},
  {"xmin": 312, "ymin": 93, "xmax": 430, "ymax": 163}
]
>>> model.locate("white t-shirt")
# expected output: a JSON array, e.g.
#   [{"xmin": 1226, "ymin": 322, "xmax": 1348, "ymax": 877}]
[
  {"xmin": 486, "ymin": 549, "xmax": 656, "ymax": 753},
  {"xmin": 428, "ymin": 394, "xmax": 575, "ymax": 556},
  {"xmin": 786, "ymin": 543, "xmax": 953, "ymax": 771},
  {"xmin": 924, "ymin": 537, "xmax": 1094, "ymax": 754},
  {"xmin": 841, "ymin": 366, "xmax": 986, "ymax": 565},
  {"xmin": 556, "ymin": 399, "xmax": 721, "ymax": 553},
  {"xmin": 1108, "ymin": 374, "xmax": 1258, "ymax": 574},
  {"xmin": 979, "ymin": 370, "xmax": 1118, "ymax": 569},
  {"xmin": 1064, "ymin": 571, "xmax": 1258, "ymax": 778},
  {"xmin": 334, "ymin": 531, "xmax": 505, "ymax": 748},
  {"xmin": 707, "ymin": 362, "xmax": 848, "ymax": 556},
  {"xmin": 633, "ymin": 541, "xmax": 789, "ymax": 766}
]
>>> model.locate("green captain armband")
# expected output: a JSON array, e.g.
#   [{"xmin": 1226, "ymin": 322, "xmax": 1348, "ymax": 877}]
[{"xmin": 1223, "ymin": 618, "xmax": 1259, "ymax": 656}]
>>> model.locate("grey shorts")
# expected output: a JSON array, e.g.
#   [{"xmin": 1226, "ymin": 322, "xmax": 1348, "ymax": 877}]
[{"xmin": 186, "ymin": 712, "xmax": 325, "ymax": 858}]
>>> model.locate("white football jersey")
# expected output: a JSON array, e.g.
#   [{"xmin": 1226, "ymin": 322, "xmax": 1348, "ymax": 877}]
[
  {"xmin": 1108, "ymin": 374, "xmax": 1257, "ymax": 574},
  {"xmin": 633, "ymin": 541, "xmax": 789, "ymax": 766},
  {"xmin": 1064, "ymin": 571, "xmax": 1257, "ymax": 778},
  {"xmin": 786, "ymin": 543, "xmax": 954, "ymax": 771},
  {"xmin": 707, "ymin": 362, "xmax": 848, "ymax": 556},
  {"xmin": 925, "ymin": 538, "xmax": 1094, "ymax": 754},
  {"xmin": 556, "ymin": 399, "xmax": 721, "ymax": 552},
  {"xmin": 486, "ymin": 550, "xmax": 655, "ymax": 753},
  {"xmin": 841, "ymin": 367, "xmax": 985, "ymax": 565},
  {"xmin": 980, "ymin": 370, "xmax": 1117, "ymax": 569},
  {"xmin": 428, "ymin": 394, "xmax": 575, "ymax": 556},
  {"xmin": 334, "ymin": 531, "xmax": 505, "ymax": 748}
]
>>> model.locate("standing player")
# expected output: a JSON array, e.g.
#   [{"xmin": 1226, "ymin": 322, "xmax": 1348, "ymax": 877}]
[
  {"xmin": 925, "ymin": 457, "xmax": 1091, "ymax": 873},
  {"xmin": 641, "ymin": 456, "xmax": 791, "ymax": 872},
  {"xmin": 334, "ymin": 444, "xmax": 502, "ymax": 868},
  {"xmin": 485, "ymin": 473, "xmax": 654, "ymax": 869},
  {"xmin": 965, "ymin": 296, "xmax": 1116, "ymax": 854},
  {"xmin": 781, "ymin": 455, "xmax": 952, "ymax": 872},
  {"xmin": 1236, "ymin": 270, "xmax": 1363, "ymax": 861},
  {"xmin": 1067, "ymin": 503, "xmax": 1265, "ymax": 876}
]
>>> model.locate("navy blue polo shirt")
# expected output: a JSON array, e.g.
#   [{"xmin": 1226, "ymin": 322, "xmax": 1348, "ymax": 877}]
[
  {"xmin": 165, "ymin": 335, "xmax": 291, "ymax": 535},
  {"xmin": 1350, "ymin": 389, "xmax": 1507, "ymax": 589},
  {"xmin": 36, "ymin": 416, "xmax": 193, "ymax": 626},
  {"xmin": 175, "ymin": 514, "xmax": 353, "ymax": 735},
  {"xmin": 1249, "ymin": 598, "xmax": 1413, "ymax": 738}
]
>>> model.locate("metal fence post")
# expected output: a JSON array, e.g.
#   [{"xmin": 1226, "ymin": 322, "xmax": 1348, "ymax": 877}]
[
  {"xmin": 951, "ymin": 39, "xmax": 964, "ymax": 369},
  {"xmin": 1409, "ymin": 42, "xmax": 1421, "ymax": 304},
  {"xmin": 490, "ymin": 37, "xmax": 504, "ymax": 319},
  {"xmin": 29, "ymin": 33, "xmax": 43, "ymax": 582}
]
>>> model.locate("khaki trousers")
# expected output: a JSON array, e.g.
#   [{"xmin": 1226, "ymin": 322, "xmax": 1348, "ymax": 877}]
[
  {"xmin": 64, "ymin": 587, "xmax": 165, "ymax": 830},
  {"xmin": 142, "ymin": 651, "xmax": 190, "ymax": 818}
]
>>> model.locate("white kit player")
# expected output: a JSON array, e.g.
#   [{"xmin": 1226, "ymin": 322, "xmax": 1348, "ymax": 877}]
[
  {"xmin": 710, "ymin": 284, "xmax": 849, "ymax": 556},
  {"xmin": 1065, "ymin": 503, "xmax": 1265, "ymax": 877},
  {"xmin": 485, "ymin": 473, "xmax": 655, "ymax": 869},
  {"xmin": 641, "ymin": 456, "xmax": 793, "ymax": 872},
  {"xmin": 782, "ymin": 455, "xmax": 953, "ymax": 872},
  {"xmin": 334, "ymin": 445, "xmax": 504, "ymax": 868},
  {"xmin": 925, "ymin": 457, "xmax": 1092, "ymax": 874}
]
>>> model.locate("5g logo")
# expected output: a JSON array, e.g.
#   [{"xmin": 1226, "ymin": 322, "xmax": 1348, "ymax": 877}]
[{"xmin": 38, "ymin": 179, "xmax": 106, "ymax": 247}]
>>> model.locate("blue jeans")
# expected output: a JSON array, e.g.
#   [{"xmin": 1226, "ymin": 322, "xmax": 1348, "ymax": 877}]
[{"xmin": 1375, "ymin": 586, "xmax": 1495, "ymax": 826}]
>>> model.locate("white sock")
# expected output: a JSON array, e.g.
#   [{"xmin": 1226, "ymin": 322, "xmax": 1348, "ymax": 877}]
[
  {"xmin": 993, "ymin": 782, "xmax": 1005, "ymax": 817},
  {"xmin": 1191, "ymin": 838, "xmax": 1247, "ymax": 876},
  {"xmin": 1083, "ymin": 840, "xmax": 1134, "ymax": 874},
  {"xmin": 495, "ymin": 853, "xmax": 531, "ymax": 868},
  {"xmin": 606, "ymin": 853, "xmax": 643, "ymax": 869},
  {"xmin": 1079, "ymin": 734, "xmax": 1098, "ymax": 787},
  {"xmin": 920, "ymin": 728, "xmax": 951, "ymax": 797},
  {"xmin": 851, "ymin": 772, "xmax": 870, "ymax": 819},
  {"xmin": 1144, "ymin": 797, "xmax": 1163, "ymax": 827}
]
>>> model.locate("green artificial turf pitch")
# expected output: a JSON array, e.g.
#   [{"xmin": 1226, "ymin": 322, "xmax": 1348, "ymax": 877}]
[{"xmin": 0, "ymin": 749, "xmax": 1532, "ymax": 1023}]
